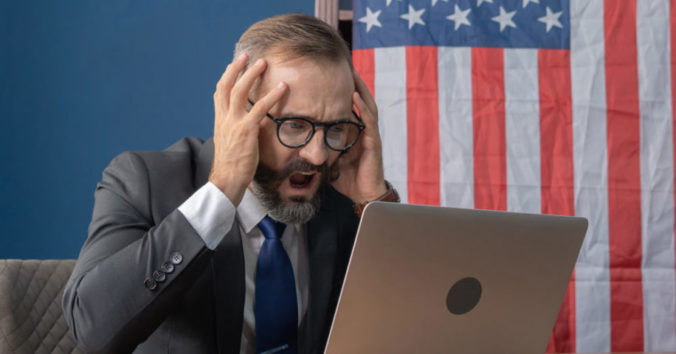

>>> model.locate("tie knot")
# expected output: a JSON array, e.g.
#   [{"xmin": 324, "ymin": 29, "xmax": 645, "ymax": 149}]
[{"xmin": 259, "ymin": 216, "xmax": 286, "ymax": 240}]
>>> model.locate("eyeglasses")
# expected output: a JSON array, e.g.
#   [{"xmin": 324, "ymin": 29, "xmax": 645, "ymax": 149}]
[{"xmin": 248, "ymin": 99, "xmax": 365, "ymax": 151}]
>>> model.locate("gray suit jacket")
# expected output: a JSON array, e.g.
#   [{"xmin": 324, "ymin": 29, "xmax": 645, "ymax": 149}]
[{"xmin": 62, "ymin": 137, "xmax": 359, "ymax": 353}]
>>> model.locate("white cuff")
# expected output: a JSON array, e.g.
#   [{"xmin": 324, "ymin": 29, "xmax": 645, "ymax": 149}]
[{"xmin": 178, "ymin": 182, "xmax": 236, "ymax": 250}]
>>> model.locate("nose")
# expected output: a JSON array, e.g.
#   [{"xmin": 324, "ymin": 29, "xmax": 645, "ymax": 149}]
[{"xmin": 298, "ymin": 130, "xmax": 329, "ymax": 166}]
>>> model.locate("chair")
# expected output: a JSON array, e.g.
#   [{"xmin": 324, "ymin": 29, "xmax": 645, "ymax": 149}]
[{"xmin": 0, "ymin": 259, "xmax": 84, "ymax": 353}]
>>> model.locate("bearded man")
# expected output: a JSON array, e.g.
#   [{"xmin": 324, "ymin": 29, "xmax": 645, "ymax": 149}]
[{"xmin": 62, "ymin": 13, "xmax": 398, "ymax": 354}]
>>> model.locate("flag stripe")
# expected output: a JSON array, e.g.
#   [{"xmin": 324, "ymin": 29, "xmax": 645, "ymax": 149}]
[
  {"xmin": 538, "ymin": 49, "xmax": 576, "ymax": 353},
  {"xmin": 504, "ymin": 49, "xmax": 541, "ymax": 214},
  {"xmin": 604, "ymin": 0, "xmax": 645, "ymax": 350},
  {"xmin": 353, "ymin": 49, "xmax": 375, "ymax": 100},
  {"xmin": 569, "ymin": 0, "xmax": 612, "ymax": 351},
  {"xmin": 637, "ymin": 0, "xmax": 676, "ymax": 350},
  {"xmin": 406, "ymin": 46, "xmax": 440, "ymax": 205},
  {"xmin": 472, "ymin": 47, "xmax": 506, "ymax": 211},
  {"xmin": 438, "ymin": 47, "xmax": 474, "ymax": 209},
  {"xmin": 374, "ymin": 47, "xmax": 409, "ymax": 203}
]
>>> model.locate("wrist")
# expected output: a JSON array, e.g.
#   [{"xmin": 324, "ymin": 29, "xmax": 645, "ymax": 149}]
[
  {"xmin": 353, "ymin": 181, "xmax": 400, "ymax": 217},
  {"xmin": 358, "ymin": 181, "xmax": 389, "ymax": 204},
  {"xmin": 208, "ymin": 172, "xmax": 248, "ymax": 206}
]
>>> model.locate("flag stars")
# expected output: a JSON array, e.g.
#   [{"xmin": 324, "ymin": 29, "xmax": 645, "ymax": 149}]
[
  {"xmin": 447, "ymin": 5, "xmax": 471, "ymax": 30},
  {"xmin": 359, "ymin": 7, "xmax": 382, "ymax": 32},
  {"xmin": 492, "ymin": 6, "xmax": 517, "ymax": 32},
  {"xmin": 477, "ymin": 0, "xmax": 493, "ymax": 7},
  {"xmin": 538, "ymin": 7, "xmax": 563, "ymax": 32},
  {"xmin": 432, "ymin": 0, "xmax": 449, "ymax": 6},
  {"xmin": 400, "ymin": 4, "xmax": 426, "ymax": 30}
]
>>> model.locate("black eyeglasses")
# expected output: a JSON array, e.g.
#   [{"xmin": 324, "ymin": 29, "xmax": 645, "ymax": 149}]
[{"xmin": 248, "ymin": 99, "xmax": 365, "ymax": 151}]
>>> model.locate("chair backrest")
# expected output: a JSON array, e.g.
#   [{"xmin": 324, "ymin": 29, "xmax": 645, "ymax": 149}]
[{"xmin": 0, "ymin": 259, "xmax": 84, "ymax": 354}]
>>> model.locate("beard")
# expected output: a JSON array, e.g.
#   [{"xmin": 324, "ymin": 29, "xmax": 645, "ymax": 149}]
[{"xmin": 251, "ymin": 157, "xmax": 340, "ymax": 224}]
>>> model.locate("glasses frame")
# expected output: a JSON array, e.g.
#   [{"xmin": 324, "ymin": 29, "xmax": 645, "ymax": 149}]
[{"xmin": 247, "ymin": 99, "xmax": 366, "ymax": 152}]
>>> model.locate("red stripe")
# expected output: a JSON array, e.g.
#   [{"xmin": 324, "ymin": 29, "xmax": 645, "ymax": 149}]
[
  {"xmin": 471, "ymin": 48, "xmax": 506, "ymax": 211},
  {"xmin": 604, "ymin": 0, "xmax": 645, "ymax": 351},
  {"xmin": 538, "ymin": 49, "xmax": 576, "ymax": 353},
  {"xmin": 352, "ymin": 49, "xmax": 375, "ymax": 99},
  {"xmin": 406, "ymin": 46, "xmax": 440, "ymax": 205}
]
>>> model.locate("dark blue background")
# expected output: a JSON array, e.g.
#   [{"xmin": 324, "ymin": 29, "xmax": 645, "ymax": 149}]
[{"xmin": 1, "ymin": 1, "xmax": 312, "ymax": 259}]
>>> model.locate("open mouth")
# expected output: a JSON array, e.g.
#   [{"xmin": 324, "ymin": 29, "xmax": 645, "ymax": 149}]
[{"xmin": 289, "ymin": 171, "xmax": 316, "ymax": 189}]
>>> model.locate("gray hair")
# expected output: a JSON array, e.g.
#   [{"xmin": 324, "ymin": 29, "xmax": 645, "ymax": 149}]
[{"xmin": 234, "ymin": 13, "xmax": 353, "ymax": 71}]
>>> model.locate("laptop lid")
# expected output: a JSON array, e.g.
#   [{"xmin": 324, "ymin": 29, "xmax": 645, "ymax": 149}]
[{"xmin": 325, "ymin": 202, "xmax": 588, "ymax": 354}]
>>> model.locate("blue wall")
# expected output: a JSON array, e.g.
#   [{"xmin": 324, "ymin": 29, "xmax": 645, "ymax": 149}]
[{"xmin": 0, "ymin": 1, "xmax": 313, "ymax": 259}]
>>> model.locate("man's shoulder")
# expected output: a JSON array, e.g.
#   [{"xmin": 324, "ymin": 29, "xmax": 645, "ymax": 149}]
[
  {"xmin": 107, "ymin": 137, "xmax": 211, "ymax": 177},
  {"xmin": 99, "ymin": 137, "xmax": 213, "ymax": 220},
  {"xmin": 124, "ymin": 136, "xmax": 208, "ymax": 162}
]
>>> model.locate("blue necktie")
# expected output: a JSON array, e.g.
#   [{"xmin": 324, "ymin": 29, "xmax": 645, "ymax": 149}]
[{"xmin": 255, "ymin": 216, "xmax": 298, "ymax": 354}]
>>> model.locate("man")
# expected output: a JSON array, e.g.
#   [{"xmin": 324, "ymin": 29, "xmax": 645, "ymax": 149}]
[{"xmin": 62, "ymin": 13, "xmax": 398, "ymax": 354}]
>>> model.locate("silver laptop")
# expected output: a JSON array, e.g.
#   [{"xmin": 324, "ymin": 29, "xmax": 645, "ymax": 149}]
[{"xmin": 325, "ymin": 202, "xmax": 587, "ymax": 354}]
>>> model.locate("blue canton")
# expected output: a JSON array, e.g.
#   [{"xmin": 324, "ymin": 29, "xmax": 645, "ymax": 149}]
[{"xmin": 353, "ymin": 0, "xmax": 570, "ymax": 50}]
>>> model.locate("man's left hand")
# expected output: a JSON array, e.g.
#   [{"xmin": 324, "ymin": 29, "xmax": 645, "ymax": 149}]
[{"xmin": 331, "ymin": 71, "xmax": 388, "ymax": 204}]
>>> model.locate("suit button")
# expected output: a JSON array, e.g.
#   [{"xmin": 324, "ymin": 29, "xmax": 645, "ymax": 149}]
[
  {"xmin": 144, "ymin": 277, "xmax": 157, "ymax": 291},
  {"xmin": 152, "ymin": 270, "xmax": 166, "ymax": 283},
  {"xmin": 160, "ymin": 262, "xmax": 175, "ymax": 274},
  {"xmin": 170, "ymin": 252, "xmax": 183, "ymax": 265}
]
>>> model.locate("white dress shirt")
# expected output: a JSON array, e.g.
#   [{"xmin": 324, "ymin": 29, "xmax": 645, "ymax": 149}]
[{"xmin": 178, "ymin": 182, "xmax": 309, "ymax": 354}]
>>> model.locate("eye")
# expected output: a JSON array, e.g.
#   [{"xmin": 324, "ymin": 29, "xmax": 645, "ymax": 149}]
[
  {"xmin": 328, "ymin": 125, "xmax": 345, "ymax": 133},
  {"xmin": 288, "ymin": 122, "xmax": 304, "ymax": 129}
]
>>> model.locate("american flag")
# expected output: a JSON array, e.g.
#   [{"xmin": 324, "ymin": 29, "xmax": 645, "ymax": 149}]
[{"xmin": 352, "ymin": 0, "xmax": 676, "ymax": 352}]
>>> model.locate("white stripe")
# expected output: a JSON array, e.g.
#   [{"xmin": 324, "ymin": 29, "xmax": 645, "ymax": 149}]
[
  {"xmin": 637, "ymin": 0, "xmax": 676, "ymax": 350},
  {"xmin": 570, "ymin": 0, "xmax": 612, "ymax": 351},
  {"xmin": 374, "ymin": 47, "xmax": 408, "ymax": 203},
  {"xmin": 504, "ymin": 49, "xmax": 541, "ymax": 214},
  {"xmin": 438, "ymin": 47, "xmax": 473, "ymax": 209}
]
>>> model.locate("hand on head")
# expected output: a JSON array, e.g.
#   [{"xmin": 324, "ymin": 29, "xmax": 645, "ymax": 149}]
[
  {"xmin": 209, "ymin": 52, "xmax": 388, "ymax": 210},
  {"xmin": 330, "ymin": 71, "xmax": 388, "ymax": 204},
  {"xmin": 209, "ymin": 53, "xmax": 287, "ymax": 206}
]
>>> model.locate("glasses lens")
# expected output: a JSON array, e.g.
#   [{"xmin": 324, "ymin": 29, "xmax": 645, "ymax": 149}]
[
  {"xmin": 326, "ymin": 122, "xmax": 361, "ymax": 150},
  {"xmin": 278, "ymin": 119, "xmax": 313, "ymax": 147}
]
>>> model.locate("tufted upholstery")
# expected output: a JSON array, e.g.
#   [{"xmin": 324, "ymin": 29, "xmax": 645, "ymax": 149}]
[{"xmin": 0, "ymin": 260, "xmax": 84, "ymax": 354}]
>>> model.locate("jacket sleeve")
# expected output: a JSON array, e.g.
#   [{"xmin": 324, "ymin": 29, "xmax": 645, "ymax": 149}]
[{"xmin": 62, "ymin": 151, "xmax": 226, "ymax": 353}]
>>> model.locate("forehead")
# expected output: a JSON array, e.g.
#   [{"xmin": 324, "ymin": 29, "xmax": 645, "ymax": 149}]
[{"xmin": 256, "ymin": 56, "xmax": 355, "ymax": 118}]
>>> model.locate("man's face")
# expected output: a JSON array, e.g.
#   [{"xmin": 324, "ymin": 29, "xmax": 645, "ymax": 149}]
[{"xmin": 251, "ymin": 55, "xmax": 356, "ymax": 223}]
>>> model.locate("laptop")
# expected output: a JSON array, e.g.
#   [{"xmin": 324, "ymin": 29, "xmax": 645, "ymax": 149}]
[{"xmin": 324, "ymin": 202, "xmax": 588, "ymax": 354}]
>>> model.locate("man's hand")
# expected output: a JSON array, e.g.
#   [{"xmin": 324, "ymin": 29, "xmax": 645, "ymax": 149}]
[
  {"xmin": 209, "ymin": 53, "xmax": 288, "ymax": 206},
  {"xmin": 331, "ymin": 71, "xmax": 388, "ymax": 204}
]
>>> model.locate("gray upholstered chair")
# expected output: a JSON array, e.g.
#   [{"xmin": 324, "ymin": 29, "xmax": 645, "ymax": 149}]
[{"xmin": 0, "ymin": 260, "xmax": 84, "ymax": 354}]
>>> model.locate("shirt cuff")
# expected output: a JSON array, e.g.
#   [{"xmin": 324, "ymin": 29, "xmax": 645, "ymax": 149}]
[{"xmin": 178, "ymin": 182, "xmax": 236, "ymax": 250}]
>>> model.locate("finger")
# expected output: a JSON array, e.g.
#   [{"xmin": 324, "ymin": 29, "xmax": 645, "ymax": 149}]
[
  {"xmin": 353, "ymin": 71, "xmax": 377, "ymax": 115},
  {"xmin": 247, "ymin": 81, "xmax": 288, "ymax": 124},
  {"xmin": 215, "ymin": 53, "xmax": 249, "ymax": 110},
  {"xmin": 352, "ymin": 92, "xmax": 377, "ymax": 129},
  {"xmin": 230, "ymin": 58, "xmax": 268, "ymax": 114}
]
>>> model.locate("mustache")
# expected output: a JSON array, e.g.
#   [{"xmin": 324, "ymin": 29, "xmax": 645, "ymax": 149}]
[
  {"xmin": 254, "ymin": 157, "xmax": 341, "ymax": 188},
  {"xmin": 254, "ymin": 158, "xmax": 329, "ymax": 185}
]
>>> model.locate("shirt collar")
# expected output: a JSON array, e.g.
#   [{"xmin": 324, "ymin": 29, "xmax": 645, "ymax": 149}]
[
  {"xmin": 236, "ymin": 188, "xmax": 304, "ymax": 235},
  {"xmin": 236, "ymin": 189, "xmax": 267, "ymax": 234}
]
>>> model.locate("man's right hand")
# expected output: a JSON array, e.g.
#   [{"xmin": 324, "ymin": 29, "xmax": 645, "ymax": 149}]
[{"xmin": 209, "ymin": 53, "xmax": 288, "ymax": 206}]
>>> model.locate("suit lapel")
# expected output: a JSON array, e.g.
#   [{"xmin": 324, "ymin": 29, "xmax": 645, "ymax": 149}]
[
  {"xmin": 196, "ymin": 138, "xmax": 246, "ymax": 353},
  {"xmin": 301, "ymin": 208, "xmax": 339, "ymax": 354},
  {"xmin": 211, "ymin": 226, "xmax": 245, "ymax": 354},
  {"xmin": 195, "ymin": 137, "xmax": 214, "ymax": 188}
]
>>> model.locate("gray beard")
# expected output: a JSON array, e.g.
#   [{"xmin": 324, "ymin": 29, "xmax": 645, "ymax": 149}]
[
  {"xmin": 251, "ymin": 158, "xmax": 334, "ymax": 224},
  {"xmin": 250, "ymin": 180, "xmax": 321, "ymax": 224}
]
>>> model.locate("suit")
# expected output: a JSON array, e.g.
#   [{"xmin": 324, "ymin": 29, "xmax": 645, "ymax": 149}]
[{"xmin": 62, "ymin": 137, "xmax": 359, "ymax": 353}]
